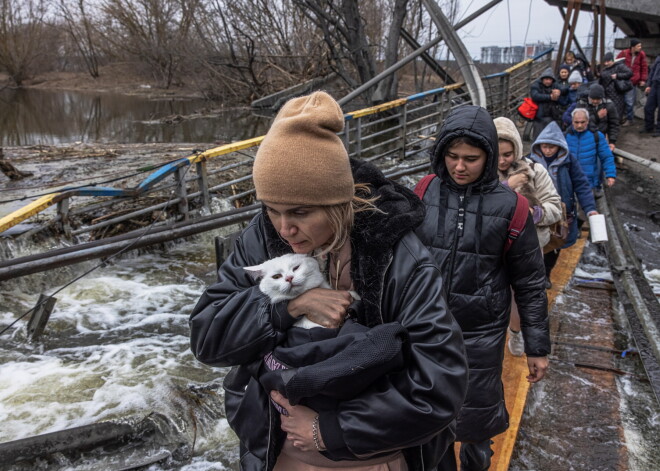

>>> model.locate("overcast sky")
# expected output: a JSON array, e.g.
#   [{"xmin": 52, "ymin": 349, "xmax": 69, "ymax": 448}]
[{"xmin": 451, "ymin": 0, "xmax": 624, "ymax": 60}]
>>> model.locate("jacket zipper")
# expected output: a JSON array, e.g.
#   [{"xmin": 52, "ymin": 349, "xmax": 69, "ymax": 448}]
[{"xmin": 446, "ymin": 190, "xmax": 466, "ymax": 291}]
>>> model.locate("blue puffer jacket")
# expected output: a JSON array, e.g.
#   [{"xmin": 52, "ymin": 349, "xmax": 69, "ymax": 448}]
[
  {"xmin": 528, "ymin": 122, "xmax": 596, "ymax": 248},
  {"xmin": 565, "ymin": 125, "xmax": 616, "ymax": 188}
]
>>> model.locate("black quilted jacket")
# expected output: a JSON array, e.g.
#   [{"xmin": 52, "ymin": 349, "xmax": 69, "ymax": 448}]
[
  {"xmin": 414, "ymin": 105, "xmax": 550, "ymax": 443},
  {"xmin": 190, "ymin": 159, "xmax": 468, "ymax": 470}
]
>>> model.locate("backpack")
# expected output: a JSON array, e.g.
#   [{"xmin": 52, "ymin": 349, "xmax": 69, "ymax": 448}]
[
  {"xmin": 413, "ymin": 174, "xmax": 529, "ymax": 254},
  {"xmin": 517, "ymin": 97, "xmax": 539, "ymax": 121}
]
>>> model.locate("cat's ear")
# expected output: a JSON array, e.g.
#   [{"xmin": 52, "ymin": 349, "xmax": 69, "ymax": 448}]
[{"xmin": 243, "ymin": 264, "xmax": 265, "ymax": 280}]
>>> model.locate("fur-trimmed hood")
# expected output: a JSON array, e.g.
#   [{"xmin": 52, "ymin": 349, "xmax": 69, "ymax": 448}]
[
  {"xmin": 262, "ymin": 158, "xmax": 425, "ymax": 327},
  {"xmin": 494, "ymin": 116, "xmax": 523, "ymax": 161}
]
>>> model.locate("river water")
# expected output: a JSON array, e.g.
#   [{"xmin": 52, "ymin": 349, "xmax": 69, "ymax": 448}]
[
  {"xmin": 0, "ymin": 200, "xmax": 243, "ymax": 470},
  {"xmin": 0, "ymin": 88, "xmax": 270, "ymax": 146}
]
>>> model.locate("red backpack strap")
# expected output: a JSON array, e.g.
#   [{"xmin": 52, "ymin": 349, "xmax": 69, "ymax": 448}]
[
  {"xmin": 504, "ymin": 193, "xmax": 530, "ymax": 253},
  {"xmin": 414, "ymin": 174, "xmax": 437, "ymax": 199}
]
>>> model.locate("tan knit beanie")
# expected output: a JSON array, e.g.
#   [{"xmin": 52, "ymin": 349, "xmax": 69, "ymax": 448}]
[{"xmin": 253, "ymin": 91, "xmax": 354, "ymax": 205}]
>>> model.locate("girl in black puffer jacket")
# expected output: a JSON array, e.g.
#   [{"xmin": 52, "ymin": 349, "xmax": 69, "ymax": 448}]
[{"xmin": 414, "ymin": 105, "xmax": 550, "ymax": 471}]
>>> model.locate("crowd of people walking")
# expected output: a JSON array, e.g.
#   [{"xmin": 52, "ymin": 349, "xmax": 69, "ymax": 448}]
[{"xmin": 533, "ymin": 39, "xmax": 659, "ymax": 139}]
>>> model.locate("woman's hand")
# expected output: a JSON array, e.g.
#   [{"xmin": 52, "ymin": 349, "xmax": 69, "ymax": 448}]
[
  {"xmin": 507, "ymin": 173, "xmax": 529, "ymax": 190},
  {"xmin": 271, "ymin": 391, "xmax": 325, "ymax": 451},
  {"xmin": 288, "ymin": 288, "xmax": 352, "ymax": 328},
  {"xmin": 526, "ymin": 356, "xmax": 549, "ymax": 383}
]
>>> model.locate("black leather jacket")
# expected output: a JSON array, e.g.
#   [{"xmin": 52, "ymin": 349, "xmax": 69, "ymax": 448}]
[
  {"xmin": 190, "ymin": 159, "xmax": 468, "ymax": 470},
  {"xmin": 414, "ymin": 105, "xmax": 550, "ymax": 443}
]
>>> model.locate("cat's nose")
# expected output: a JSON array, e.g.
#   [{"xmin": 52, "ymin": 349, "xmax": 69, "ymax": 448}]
[{"xmin": 285, "ymin": 275, "xmax": 293, "ymax": 282}]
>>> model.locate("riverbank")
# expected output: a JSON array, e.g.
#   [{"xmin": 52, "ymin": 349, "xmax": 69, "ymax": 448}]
[{"xmin": 1, "ymin": 62, "xmax": 206, "ymax": 100}]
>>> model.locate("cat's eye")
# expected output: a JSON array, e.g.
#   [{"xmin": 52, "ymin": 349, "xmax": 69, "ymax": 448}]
[
  {"xmin": 293, "ymin": 265, "xmax": 300, "ymax": 271},
  {"xmin": 272, "ymin": 274, "xmax": 282, "ymax": 279}
]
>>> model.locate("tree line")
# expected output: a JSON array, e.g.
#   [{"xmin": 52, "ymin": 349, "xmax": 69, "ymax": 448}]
[{"xmin": 0, "ymin": 0, "xmax": 459, "ymax": 105}]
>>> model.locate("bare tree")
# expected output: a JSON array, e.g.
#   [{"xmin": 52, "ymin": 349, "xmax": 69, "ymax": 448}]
[
  {"xmin": 291, "ymin": 0, "xmax": 410, "ymax": 104},
  {"xmin": 0, "ymin": 0, "xmax": 49, "ymax": 86},
  {"xmin": 98, "ymin": 0, "xmax": 200, "ymax": 88},
  {"xmin": 57, "ymin": 0, "xmax": 100, "ymax": 78},
  {"xmin": 191, "ymin": 0, "xmax": 327, "ymax": 101}
]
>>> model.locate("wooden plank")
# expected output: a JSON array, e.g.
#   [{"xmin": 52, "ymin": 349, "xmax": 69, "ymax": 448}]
[{"xmin": 490, "ymin": 236, "xmax": 587, "ymax": 470}]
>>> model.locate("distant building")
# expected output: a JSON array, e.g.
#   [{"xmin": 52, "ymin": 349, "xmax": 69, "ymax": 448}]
[{"xmin": 481, "ymin": 41, "xmax": 557, "ymax": 63}]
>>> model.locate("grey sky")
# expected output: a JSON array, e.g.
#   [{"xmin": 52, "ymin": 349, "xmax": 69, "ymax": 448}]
[{"xmin": 453, "ymin": 0, "xmax": 624, "ymax": 59}]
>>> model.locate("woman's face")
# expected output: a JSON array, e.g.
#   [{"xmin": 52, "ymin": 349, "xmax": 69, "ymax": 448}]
[
  {"xmin": 444, "ymin": 142, "xmax": 487, "ymax": 185},
  {"xmin": 498, "ymin": 140, "xmax": 516, "ymax": 172},
  {"xmin": 264, "ymin": 202, "xmax": 334, "ymax": 254},
  {"xmin": 559, "ymin": 69, "xmax": 569, "ymax": 80}
]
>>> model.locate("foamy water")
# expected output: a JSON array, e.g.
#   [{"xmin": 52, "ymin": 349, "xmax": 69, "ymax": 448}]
[{"xmin": 0, "ymin": 217, "xmax": 242, "ymax": 469}]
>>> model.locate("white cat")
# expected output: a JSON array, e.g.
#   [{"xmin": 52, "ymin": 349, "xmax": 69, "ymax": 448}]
[{"xmin": 244, "ymin": 253, "xmax": 359, "ymax": 329}]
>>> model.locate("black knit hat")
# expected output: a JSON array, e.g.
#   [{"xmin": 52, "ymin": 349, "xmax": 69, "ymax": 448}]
[
  {"xmin": 630, "ymin": 38, "xmax": 640, "ymax": 48},
  {"xmin": 603, "ymin": 52, "xmax": 614, "ymax": 62},
  {"xmin": 589, "ymin": 84, "xmax": 605, "ymax": 99}
]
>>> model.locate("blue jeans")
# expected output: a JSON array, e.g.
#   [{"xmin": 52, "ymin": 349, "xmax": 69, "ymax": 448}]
[
  {"xmin": 644, "ymin": 85, "xmax": 660, "ymax": 132},
  {"xmin": 623, "ymin": 87, "xmax": 636, "ymax": 121}
]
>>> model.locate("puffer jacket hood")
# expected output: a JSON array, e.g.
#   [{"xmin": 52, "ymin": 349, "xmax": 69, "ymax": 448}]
[
  {"xmin": 531, "ymin": 121, "xmax": 569, "ymax": 160},
  {"xmin": 539, "ymin": 66, "xmax": 556, "ymax": 81},
  {"xmin": 493, "ymin": 116, "xmax": 523, "ymax": 160},
  {"xmin": 430, "ymin": 105, "xmax": 499, "ymax": 191}
]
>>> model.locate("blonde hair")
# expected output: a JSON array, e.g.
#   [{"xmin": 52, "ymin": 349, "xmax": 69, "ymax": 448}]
[{"xmin": 320, "ymin": 184, "xmax": 381, "ymax": 255}]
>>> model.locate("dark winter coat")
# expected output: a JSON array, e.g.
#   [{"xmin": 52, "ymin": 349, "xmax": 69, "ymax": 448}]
[
  {"xmin": 599, "ymin": 60, "xmax": 633, "ymax": 117},
  {"xmin": 530, "ymin": 67, "xmax": 566, "ymax": 122},
  {"xmin": 562, "ymin": 85, "xmax": 620, "ymax": 143},
  {"xmin": 528, "ymin": 122, "xmax": 597, "ymax": 248},
  {"xmin": 649, "ymin": 56, "xmax": 660, "ymax": 85},
  {"xmin": 565, "ymin": 125, "xmax": 617, "ymax": 188},
  {"xmin": 414, "ymin": 105, "xmax": 550, "ymax": 443},
  {"xmin": 190, "ymin": 159, "xmax": 468, "ymax": 471}
]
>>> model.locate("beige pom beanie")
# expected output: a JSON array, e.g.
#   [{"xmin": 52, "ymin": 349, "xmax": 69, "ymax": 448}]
[{"xmin": 253, "ymin": 91, "xmax": 354, "ymax": 205}]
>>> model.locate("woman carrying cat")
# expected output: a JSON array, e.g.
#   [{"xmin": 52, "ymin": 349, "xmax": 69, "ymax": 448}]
[
  {"xmin": 189, "ymin": 91, "xmax": 468, "ymax": 471},
  {"xmin": 494, "ymin": 117, "xmax": 562, "ymax": 356}
]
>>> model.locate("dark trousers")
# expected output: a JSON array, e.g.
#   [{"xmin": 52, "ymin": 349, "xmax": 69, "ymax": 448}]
[
  {"xmin": 644, "ymin": 85, "xmax": 660, "ymax": 132},
  {"xmin": 437, "ymin": 440, "xmax": 493, "ymax": 471},
  {"xmin": 544, "ymin": 249, "xmax": 561, "ymax": 278}
]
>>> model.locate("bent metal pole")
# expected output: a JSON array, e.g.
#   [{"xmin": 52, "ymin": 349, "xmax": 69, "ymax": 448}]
[{"xmin": 422, "ymin": 0, "xmax": 487, "ymax": 107}]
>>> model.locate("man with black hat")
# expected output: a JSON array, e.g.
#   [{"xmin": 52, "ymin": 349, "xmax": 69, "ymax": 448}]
[
  {"xmin": 617, "ymin": 39, "xmax": 648, "ymax": 125},
  {"xmin": 599, "ymin": 52, "xmax": 633, "ymax": 125}
]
